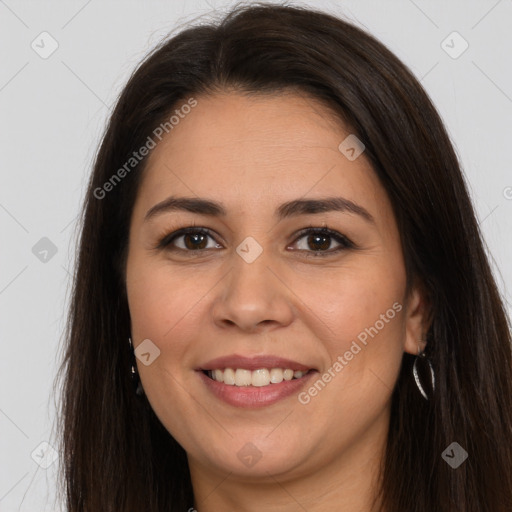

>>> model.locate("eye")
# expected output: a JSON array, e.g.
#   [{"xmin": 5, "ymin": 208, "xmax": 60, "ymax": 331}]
[
  {"xmin": 156, "ymin": 227, "xmax": 221, "ymax": 252},
  {"xmin": 290, "ymin": 227, "xmax": 354, "ymax": 256}
]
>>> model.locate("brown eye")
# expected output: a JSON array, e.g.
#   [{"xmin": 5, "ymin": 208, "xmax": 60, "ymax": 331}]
[
  {"xmin": 157, "ymin": 228, "xmax": 221, "ymax": 252},
  {"xmin": 305, "ymin": 233, "xmax": 331, "ymax": 251},
  {"xmin": 291, "ymin": 228, "xmax": 354, "ymax": 256},
  {"xmin": 182, "ymin": 232, "xmax": 209, "ymax": 250}
]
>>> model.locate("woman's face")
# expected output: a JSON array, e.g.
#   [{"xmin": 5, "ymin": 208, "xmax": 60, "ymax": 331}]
[{"xmin": 125, "ymin": 91, "xmax": 428, "ymax": 482}]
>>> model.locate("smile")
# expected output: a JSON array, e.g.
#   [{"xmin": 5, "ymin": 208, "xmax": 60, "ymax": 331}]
[{"xmin": 197, "ymin": 354, "xmax": 318, "ymax": 407}]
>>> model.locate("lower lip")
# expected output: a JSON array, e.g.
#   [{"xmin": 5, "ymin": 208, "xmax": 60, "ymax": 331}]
[{"xmin": 197, "ymin": 370, "xmax": 318, "ymax": 408}]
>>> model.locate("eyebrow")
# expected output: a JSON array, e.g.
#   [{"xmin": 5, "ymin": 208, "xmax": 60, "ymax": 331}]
[{"xmin": 144, "ymin": 196, "xmax": 375, "ymax": 224}]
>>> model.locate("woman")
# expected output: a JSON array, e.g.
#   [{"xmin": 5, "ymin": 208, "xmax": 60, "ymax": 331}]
[{"xmin": 55, "ymin": 3, "xmax": 512, "ymax": 511}]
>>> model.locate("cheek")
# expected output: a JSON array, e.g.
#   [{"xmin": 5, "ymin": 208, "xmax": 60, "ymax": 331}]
[
  {"xmin": 325, "ymin": 281, "xmax": 403, "ymax": 343},
  {"xmin": 126, "ymin": 260, "xmax": 217, "ymax": 358},
  {"xmin": 302, "ymin": 259, "xmax": 406, "ymax": 397},
  {"xmin": 126, "ymin": 262, "xmax": 213, "ymax": 419},
  {"xmin": 302, "ymin": 257, "xmax": 405, "ymax": 342}
]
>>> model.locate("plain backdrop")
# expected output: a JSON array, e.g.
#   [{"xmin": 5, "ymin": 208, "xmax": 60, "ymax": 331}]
[{"xmin": 1, "ymin": 0, "xmax": 511, "ymax": 510}]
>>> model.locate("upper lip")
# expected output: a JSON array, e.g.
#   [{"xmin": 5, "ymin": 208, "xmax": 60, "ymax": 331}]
[{"xmin": 198, "ymin": 354, "xmax": 315, "ymax": 372}]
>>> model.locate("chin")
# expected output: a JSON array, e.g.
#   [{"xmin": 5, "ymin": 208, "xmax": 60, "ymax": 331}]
[{"xmin": 192, "ymin": 435, "xmax": 313, "ymax": 480}]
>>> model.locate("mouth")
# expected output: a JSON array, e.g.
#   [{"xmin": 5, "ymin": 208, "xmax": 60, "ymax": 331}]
[
  {"xmin": 202, "ymin": 367, "xmax": 315, "ymax": 387},
  {"xmin": 196, "ymin": 354, "xmax": 319, "ymax": 408}
]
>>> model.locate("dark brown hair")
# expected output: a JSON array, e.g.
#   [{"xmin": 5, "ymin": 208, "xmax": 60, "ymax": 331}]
[{"xmin": 54, "ymin": 2, "xmax": 512, "ymax": 511}]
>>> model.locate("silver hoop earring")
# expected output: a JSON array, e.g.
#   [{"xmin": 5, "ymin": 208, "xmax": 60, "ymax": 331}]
[
  {"xmin": 128, "ymin": 337, "xmax": 144, "ymax": 396},
  {"xmin": 413, "ymin": 345, "xmax": 435, "ymax": 400}
]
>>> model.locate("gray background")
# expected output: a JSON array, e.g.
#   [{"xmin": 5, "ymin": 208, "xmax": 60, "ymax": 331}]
[{"xmin": 1, "ymin": 0, "xmax": 511, "ymax": 510}]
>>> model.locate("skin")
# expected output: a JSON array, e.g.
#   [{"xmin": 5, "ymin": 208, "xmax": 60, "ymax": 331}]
[{"xmin": 125, "ymin": 91, "xmax": 430, "ymax": 512}]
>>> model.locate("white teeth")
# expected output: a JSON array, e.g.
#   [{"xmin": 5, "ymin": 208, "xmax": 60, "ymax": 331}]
[
  {"xmin": 223, "ymin": 368, "xmax": 236, "ymax": 385},
  {"xmin": 269, "ymin": 368, "xmax": 284, "ymax": 384},
  {"xmin": 283, "ymin": 369, "xmax": 294, "ymax": 381},
  {"xmin": 252, "ymin": 368, "xmax": 270, "ymax": 387},
  {"xmin": 235, "ymin": 369, "xmax": 252, "ymax": 386},
  {"xmin": 207, "ymin": 367, "xmax": 311, "ymax": 387}
]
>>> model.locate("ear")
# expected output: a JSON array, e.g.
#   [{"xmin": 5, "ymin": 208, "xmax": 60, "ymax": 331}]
[{"xmin": 403, "ymin": 278, "xmax": 432, "ymax": 355}]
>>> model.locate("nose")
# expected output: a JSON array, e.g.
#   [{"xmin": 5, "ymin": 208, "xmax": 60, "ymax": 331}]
[{"xmin": 211, "ymin": 247, "xmax": 294, "ymax": 334}]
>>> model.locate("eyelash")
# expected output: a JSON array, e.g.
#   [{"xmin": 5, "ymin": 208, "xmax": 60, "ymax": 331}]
[{"xmin": 155, "ymin": 225, "xmax": 356, "ymax": 257}]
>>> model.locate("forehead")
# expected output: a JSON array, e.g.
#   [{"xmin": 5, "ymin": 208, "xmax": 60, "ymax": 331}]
[{"xmin": 134, "ymin": 91, "xmax": 388, "ymax": 221}]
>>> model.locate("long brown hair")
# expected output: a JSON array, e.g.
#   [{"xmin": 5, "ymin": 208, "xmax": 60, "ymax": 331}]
[{"xmin": 54, "ymin": 3, "xmax": 512, "ymax": 511}]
